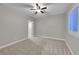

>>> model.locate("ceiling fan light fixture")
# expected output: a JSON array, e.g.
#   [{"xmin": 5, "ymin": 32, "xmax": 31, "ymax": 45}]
[{"xmin": 36, "ymin": 10, "xmax": 41, "ymax": 12}]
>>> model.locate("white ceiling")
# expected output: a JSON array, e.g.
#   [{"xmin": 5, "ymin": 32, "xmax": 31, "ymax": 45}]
[{"xmin": 1, "ymin": 3, "xmax": 72, "ymax": 18}]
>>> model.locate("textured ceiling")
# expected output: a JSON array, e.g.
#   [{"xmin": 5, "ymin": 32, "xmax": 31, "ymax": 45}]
[{"xmin": 0, "ymin": 3, "xmax": 72, "ymax": 18}]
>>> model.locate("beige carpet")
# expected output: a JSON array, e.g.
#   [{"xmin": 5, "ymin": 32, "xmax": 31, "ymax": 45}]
[{"xmin": 0, "ymin": 37, "xmax": 71, "ymax": 55}]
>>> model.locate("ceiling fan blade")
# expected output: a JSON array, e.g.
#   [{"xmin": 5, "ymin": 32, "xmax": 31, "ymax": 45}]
[
  {"xmin": 36, "ymin": 3, "xmax": 39, "ymax": 7},
  {"xmin": 41, "ymin": 7, "xmax": 47, "ymax": 10},
  {"xmin": 39, "ymin": 6, "xmax": 40, "ymax": 9},
  {"xmin": 35, "ymin": 11, "xmax": 37, "ymax": 14},
  {"xmin": 40, "ymin": 11, "xmax": 44, "ymax": 13}
]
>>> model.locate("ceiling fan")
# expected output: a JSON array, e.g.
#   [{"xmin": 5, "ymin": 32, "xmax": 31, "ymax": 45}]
[
  {"xmin": 30, "ymin": 3, "xmax": 47, "ymax": 14},
  {"xmin": 4, "ymin": 3, "xmax": 53, "ymax": 15}
]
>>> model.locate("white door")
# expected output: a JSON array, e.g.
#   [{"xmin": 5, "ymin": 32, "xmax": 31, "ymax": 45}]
[{"xmin": 28, "ymin": 20, "xmax": 34, "ymax": 39}]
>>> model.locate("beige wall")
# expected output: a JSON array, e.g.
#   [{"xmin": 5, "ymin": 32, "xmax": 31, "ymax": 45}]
[
  {"xmin": 0, "ymin": 6, "xmax": 33, "ymax": 46},
  {"xmin": 34, "ymin": 14, "xmax": 65, "ymax": 39}
]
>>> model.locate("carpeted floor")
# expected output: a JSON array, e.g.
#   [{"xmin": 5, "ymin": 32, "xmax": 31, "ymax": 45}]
[{"xmin": 0, "ymin": 37, "xmax": 71, "ymax": 55}]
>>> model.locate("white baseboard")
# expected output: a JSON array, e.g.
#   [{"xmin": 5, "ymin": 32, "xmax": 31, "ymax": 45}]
[
  {"xmin": 64, "ymin": 39, "xmax": 74, "ymax": 55},
  {"xmin": 0, "ymin": 37, "xmax": 27, "ymax": 49},
  {"xmin": 36, "ymin": 35, "xmax": 65, "ymax": 41}
]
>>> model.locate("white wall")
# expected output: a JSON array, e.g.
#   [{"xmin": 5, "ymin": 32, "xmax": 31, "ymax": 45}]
[
  {"xmin": 35, "ymin": 15, "xmax": 65, "ymax": 39},
  {"xmin": 65, "ymin": 4, "xmax": 79, "ymax": 54},
  {"xmin": 0, "ymin": 6, "xmax": 33, "ymax": 46}
]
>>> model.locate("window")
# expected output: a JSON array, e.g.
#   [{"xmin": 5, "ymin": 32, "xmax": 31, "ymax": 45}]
[{"xmin": 68, "ymin": 6, "xmax": 78, "ymax": 32}]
